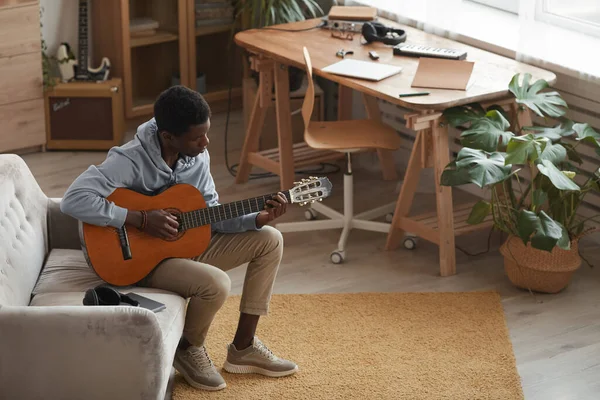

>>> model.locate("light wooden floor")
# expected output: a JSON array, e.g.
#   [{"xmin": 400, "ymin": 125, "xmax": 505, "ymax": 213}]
[{"xmin": 22, "ymin": 110, "xmax": 600, "ymax": 399}]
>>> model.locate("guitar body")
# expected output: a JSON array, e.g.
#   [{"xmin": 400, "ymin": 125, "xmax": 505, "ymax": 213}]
[
  {"xmin": 81, "ymin": 184, "xmax": 211, "ymax": 286},
  {"xmin": 79, "ymin": 176, "xmax": 333, "ymax": 286},
  {"xmin": 74, "ymin": 56, "xmax": 111, "ymax": 82}
]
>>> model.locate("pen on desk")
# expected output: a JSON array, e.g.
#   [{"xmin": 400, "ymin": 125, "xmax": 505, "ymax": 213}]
[{"xmin": 399, "ymin": 92, "xmax": 430, "ymax": 98}]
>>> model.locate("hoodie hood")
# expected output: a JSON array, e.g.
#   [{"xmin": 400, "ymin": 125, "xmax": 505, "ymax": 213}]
[{"xmin": 134, "ymin": 117, "xmax": 198, "ymax": 173}]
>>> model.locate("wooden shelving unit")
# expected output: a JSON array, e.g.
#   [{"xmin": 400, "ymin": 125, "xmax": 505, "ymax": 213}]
[
  {"xmin": 195, "ymin": 23, "xmax": 233, "ymax": 37},
  {"xmin": 91, "ymin": 0, "xmax": 242, "ymax": 120},
  {"xmin": 130, "ymin": 30, "xmax": 179, "ymax": 48}
]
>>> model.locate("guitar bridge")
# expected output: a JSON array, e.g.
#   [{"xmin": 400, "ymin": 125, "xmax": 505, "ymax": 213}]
[{"xmin": 117, "ymin": 226, "xmax": 132, "ymax": 261}]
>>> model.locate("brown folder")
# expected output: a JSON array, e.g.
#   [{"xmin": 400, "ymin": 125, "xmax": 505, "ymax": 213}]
[{"xmin": 411, "ymin": 58, "xmax": 475, "ymax": 90}]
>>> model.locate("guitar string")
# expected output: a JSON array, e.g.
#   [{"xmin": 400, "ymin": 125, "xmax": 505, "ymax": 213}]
[{"xmin": 116, "ymin": 191, "xmax": 306, "ymax": 240}]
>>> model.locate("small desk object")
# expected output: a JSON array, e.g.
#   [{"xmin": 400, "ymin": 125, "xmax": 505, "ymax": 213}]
[{"xmin": 233, "ymin": 18, "xmax": 555, "ymax": 276}]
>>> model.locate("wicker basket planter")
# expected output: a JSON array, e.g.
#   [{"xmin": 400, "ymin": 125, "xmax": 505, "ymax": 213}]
[{"xmin": 499, "ymin": 235, "xmax": 582, "ymax": 294}]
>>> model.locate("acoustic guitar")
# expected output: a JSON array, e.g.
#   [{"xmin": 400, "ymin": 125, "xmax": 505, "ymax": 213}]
[{"xmin": 80, "ymin": 177, "xmax": 332, "ymax": 286}]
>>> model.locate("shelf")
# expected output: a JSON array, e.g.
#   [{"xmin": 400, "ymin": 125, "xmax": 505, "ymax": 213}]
[
  {"xmin": 131, "ymin": 86, "xmax": 243, "ymax": 117},
  {"xmin": 249, "ymin": 142, "xmax": 346, "ymax": 174},
  {"xmin": 130, "ymin": 30, "xmax": 178, "ymax": 48},
  {"xmin": 195, "ymin": 23, "xmax": 233, "ymax": 37},
  {"xmin": 396, "ymin": 202, "xmax": 494, "ymax": 246},
  {"xmin": 203, "ymin": 86, "xmax": 242, "ymax": 103}
]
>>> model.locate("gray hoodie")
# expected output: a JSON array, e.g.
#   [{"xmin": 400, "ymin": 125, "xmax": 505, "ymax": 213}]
[{"xmin": 60, "ymin": 117, "xmax": 260, "ymax": 233}]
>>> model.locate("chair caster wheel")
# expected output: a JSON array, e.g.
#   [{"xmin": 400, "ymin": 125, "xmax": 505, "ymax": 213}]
[
  {"xmin": 403, "ymin": 237, "xmax": 418, "ymax": 250},
  {"xmin": 385, "ymin": 213, "xmax": 394, "ymax": 223},
  {"xmin": 330, "ymin": 250, "xmax": 345, "ymax": 264},
  {"xmin": 304, "ymin": 208, "xmax": 318, "ymax": 221}
]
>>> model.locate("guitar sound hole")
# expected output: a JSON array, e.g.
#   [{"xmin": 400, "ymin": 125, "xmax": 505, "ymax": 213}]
[{"xmin": 164, "ymin": 207, "xmax": 184, "ymax": 240}]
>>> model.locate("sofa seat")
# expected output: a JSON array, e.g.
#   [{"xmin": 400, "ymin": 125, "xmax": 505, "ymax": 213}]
[{"xmin": 30, "ymin": 248, "xmax": 187, "ymax": 350}]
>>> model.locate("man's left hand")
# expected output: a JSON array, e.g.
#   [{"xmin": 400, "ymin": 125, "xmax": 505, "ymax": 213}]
[{"xmin": 256, "ymin": 192, "xmax": 288, "ymax": 228}]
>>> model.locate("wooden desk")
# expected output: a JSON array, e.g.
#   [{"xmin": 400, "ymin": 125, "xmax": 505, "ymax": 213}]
[{"xmin": 234, "ymin": 18, "xmax": 556, "ymax": 276}]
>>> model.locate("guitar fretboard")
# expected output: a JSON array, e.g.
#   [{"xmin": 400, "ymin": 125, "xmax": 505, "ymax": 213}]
[
  {"xmin": 178, "ymin": 191, "xmax": 292, "ymax": 231},
  {"xmin": 78, "ymin": 0, "xmax": 89, "ymax": 73}
]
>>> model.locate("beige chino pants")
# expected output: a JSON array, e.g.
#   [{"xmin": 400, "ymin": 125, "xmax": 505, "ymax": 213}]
[{"xmin": 136, "ymin": 225, "xmax": 283, "ymax": 346}]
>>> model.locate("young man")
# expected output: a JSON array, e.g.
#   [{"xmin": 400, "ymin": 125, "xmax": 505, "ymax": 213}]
[{"xmin": 60, "ymin": 85, "xmax": 297, "ymax": 391}]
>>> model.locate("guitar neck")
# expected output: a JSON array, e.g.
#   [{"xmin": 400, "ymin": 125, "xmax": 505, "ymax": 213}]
[
  {"xmin": 78, "ymin": 0, "xmax": 89, "ymax": 73},
  {"xmin": 179, "ymin": 190, "xmax": 292, "ymax": 230}
]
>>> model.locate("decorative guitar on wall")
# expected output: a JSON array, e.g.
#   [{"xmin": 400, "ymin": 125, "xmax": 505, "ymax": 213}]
[
  {"xmin": 80, "ymin": 177, "xmax": 333, "ymax": 286},
  {"xmin": 56, "ymin": 0, "xmax": 110, "ymax": 82}
]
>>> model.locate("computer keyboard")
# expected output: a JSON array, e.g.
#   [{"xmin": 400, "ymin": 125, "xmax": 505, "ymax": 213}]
[{"xmin": 393, "ymin": 44, "xmax": 467, "ymax": 60}]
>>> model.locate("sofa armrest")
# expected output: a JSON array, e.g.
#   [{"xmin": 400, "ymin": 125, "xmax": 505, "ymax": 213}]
[
  {"xmin": 0, "ymin": 305, "xmax": 169, "ymax": 400},
  {"xmin": 47, "ymin": 197, "xmax": 81, "ymax": 250}
]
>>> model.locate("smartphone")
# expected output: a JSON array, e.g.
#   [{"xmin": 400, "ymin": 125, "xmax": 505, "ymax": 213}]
[{"xmin": 125, "ymin": 292, "xmax": 166, "ymax": 313}]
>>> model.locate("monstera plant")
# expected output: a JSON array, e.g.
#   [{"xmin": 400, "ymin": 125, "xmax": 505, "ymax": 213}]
[{"xmin": 440, "ymin": 73, "xmax": 600, "ymax": 293}]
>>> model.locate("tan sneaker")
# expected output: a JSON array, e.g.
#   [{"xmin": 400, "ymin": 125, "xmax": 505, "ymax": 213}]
[
  {"xmin": 173, "ymin": 345, "xmax": 226, "ymax": 391},
  {"xmin": 223, "ymin": 336, "xmax": 298, "ymax": 377}
]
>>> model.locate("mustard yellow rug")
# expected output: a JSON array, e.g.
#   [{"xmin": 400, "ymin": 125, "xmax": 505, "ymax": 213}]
[{"xmin": 172, "ymin": 292, "xmax": 523, "ymax": 400}]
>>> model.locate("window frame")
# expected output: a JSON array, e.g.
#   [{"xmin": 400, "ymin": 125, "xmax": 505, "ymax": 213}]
[
  {"xmin": 466, "ymin": 0, "xmax": 519, "ymax": 14},
  {"xmin": 534, "ymin": 0, "xmax": 600, "ymax": 38}
]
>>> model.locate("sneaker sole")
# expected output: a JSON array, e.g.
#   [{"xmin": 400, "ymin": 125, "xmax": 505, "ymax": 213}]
[
  {"xmin": 223, "ymin": 361, "xmax": 298, "ymax": 377},
  {"xmin": 173, "ymin": 359, "xmax": 227, "ymax": 391}
]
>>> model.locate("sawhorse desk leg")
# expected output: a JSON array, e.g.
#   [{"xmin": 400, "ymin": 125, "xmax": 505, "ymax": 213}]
[
  {"xmin": 236, "ymin": 57, "xmax": 346, "ymax": 191},
  {"xmin": 235, "ymin": 57, "xmax": 273, "ymax": 185},
  {"xmin": 385, "ymin": 112, "xmax": 495, "ymax": 276}
]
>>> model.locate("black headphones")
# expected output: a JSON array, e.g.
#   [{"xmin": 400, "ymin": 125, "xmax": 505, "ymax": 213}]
[
  {"xmin": 83, "ymin": 284, "xmax": 139, "ymax": 306},
  {"xmin": 361, "ymin": 22, "xmax": 407, "ymax": 46}
]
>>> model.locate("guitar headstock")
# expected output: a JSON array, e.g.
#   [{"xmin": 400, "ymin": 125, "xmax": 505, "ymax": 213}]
[{"xmin": 289, "ymin": 176, "xmax": 333, "ymax": 206}]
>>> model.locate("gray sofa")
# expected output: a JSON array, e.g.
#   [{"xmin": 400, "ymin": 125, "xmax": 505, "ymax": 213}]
[{"xmin": 0, "ymin": 154, "xmax": 186, "ymax": 400}]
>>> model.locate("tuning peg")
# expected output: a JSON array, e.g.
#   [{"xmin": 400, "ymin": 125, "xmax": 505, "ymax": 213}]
[
  {"xmin": 318, "ymin": 198, "xmax": 323, "ymax": 202},
  {"xmin": 294, "ymin": 181, "xmax": 301, "ymax": 185}
]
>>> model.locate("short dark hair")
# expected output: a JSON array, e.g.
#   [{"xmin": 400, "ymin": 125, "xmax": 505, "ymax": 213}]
[{"xmin": 153, "ymin": 85, "xmax": 211, "ymax": 136}]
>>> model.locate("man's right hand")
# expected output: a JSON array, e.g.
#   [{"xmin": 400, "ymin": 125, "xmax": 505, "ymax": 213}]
[
  {"xmin": 126, "ymin": 209, "xmax": 179, "ymax": 240},
  {"xmin": 145, "ymin": 210, "xmax": 179, "ymax": 239}
]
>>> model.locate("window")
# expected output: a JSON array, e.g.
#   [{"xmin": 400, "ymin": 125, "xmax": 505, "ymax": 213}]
[
  {"xmin": 468, "ymin": 0, "xmax": 519, "ymax": 14},
  {"xmin": 536, "ymin": 0, "xmax": 600, "ymax": 38}
]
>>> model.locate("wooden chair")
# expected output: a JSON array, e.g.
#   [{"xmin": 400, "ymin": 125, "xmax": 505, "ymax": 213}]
[{"xmin": 275, "ymin": 47, "xmax": 402, "ymax": 264}]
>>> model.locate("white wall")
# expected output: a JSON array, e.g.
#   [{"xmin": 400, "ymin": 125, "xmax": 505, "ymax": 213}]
[{"xmin": 40, "ymin": 0, "xmax": 79, "ymax": 57}]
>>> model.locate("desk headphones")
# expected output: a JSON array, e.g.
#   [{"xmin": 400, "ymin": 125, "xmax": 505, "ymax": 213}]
[{"xmin": 361, "ymin": 22, "xmax": 407, "ymax": 46}]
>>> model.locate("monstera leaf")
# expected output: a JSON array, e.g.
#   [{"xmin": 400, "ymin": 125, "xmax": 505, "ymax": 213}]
[
  {"xmin": 523, "ymin": 118, "xmax": 575, "ymax": 140},
  {"xmin": 517, "ymin": 209, "xmax": 570, "ymax": 251},
  {"xmin": 440, "ymin": 160, "xmax": 473, "ymax": 187},
  {"xmin": 467, "ymin": 200, "xmax": 492, "ymax": 225},
  {"xmin": 443, "ymin": 103, "xmax": 486, "ymax": 127},
  {"xmin": 449, "ymin": 147, "xmax": 513, "ymax": 188},
  {"xmin": 509, "ymin": 73, "xmax": 567, "ymax": 118},
  {"xmin": 537, "ymin": 159, "xmax": 580, "ymax": 191},
  {"xmin": 460, "ymin": 110, "xmax": 515, "ymax": 152},
  {"xmin": 533, "ymin": 212, "xmax": 570, "ymax": 251},
  {"xmin": 573, "ymin": 123, "xmax": 600, "ymax": 148},
  {"xmin": 539, "ymin": 142, "xmax": 568, "ymax": 164},
  {"xmin": 504, "ymin": 134, "xmax": 548, "ymax": 165}
]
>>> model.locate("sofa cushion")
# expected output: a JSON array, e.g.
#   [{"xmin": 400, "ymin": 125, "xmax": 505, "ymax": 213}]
[
  {"xmin": 31, "ymin": 248, "xmax": 187, "ymax": 350},
  {"xmin": 32, "ymin": 249, "xmax": 105, "ymax": 296},
  {"xmin": 30, "ymin": 290, "xmax": 187, "ymax": 350},
  {"xmin": 0, "ymin": 154, "xmax": 49, "ymax": 307}
]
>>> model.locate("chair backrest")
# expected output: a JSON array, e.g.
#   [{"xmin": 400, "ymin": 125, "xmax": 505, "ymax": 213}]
[
  {"xmin": 0, "ymin": 154, "xmax": 49, "ymax": 306},
  {"xmin": 301, "ymin": 47, "xmax": 315, "ymax": 129}
]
